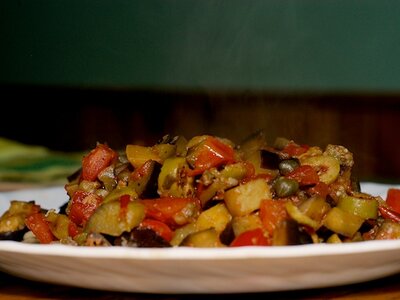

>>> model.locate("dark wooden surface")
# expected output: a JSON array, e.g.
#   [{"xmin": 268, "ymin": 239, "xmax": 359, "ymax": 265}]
[
  {"xmin": 2, "ymin": 86, "xmax": 400, "ymax": 182},
  {"xmin": 1, "ymin": 270, "xmax": 400, "ymax": 300}
]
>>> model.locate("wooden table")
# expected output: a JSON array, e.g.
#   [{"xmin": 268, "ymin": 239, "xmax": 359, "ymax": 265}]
[{"xmin": 0, "ymin": 270, "xmax": 400, "ymax": 300}]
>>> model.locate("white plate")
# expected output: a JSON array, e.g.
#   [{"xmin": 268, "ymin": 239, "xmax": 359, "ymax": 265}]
[{"xmin": 0, "ymin": 183, "xmax": 399, "ymax": 294}]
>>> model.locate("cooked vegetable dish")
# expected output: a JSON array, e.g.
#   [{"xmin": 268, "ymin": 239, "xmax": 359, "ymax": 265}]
[{"xmin": 1, "ymin": 131, "xmax": 400, "ymax": 247}]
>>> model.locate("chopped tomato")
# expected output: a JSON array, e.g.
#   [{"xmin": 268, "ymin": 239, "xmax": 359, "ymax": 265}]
[
  {"xmin": 68, "ymin": 190, "xmax": 102, "ymax": 226},
  {"xmin": 307, "ymin": 182, "xmax": 329, "ymax": 198},
  {"xmin": 139, "ymin": 219, "xmax": 173, "ymax": 242},
  {"xmin": 282, "ymin": 142, "xmax": 309, "ymax": 157},
  {"xmin": 386, "ymin": 188, "xmax": 400, "ymax": 214},
  {"xmin": 259, "ymin": 199, "xmax": 288, "ymax": 236},
  {"xmin": 25, "ymin": 213, "xmax": 55, "ymax": 244},
  {"xmin": 81, "ymin": 143, "xmax": 117, "ymax": 181},
  {"xmin": 187, "ymin": 136, "xmax": 235, "ymax": 176},
  {"xmin": 230, "ymin": 228, "xmax": 270, "ymax": 247},
  {"xmin": 140, "ymin": 197, "xmax": 200, "ymax": 226},
  {"xmin": 286, "ymin": 165, "xmax": 319, "ymax": 186}
]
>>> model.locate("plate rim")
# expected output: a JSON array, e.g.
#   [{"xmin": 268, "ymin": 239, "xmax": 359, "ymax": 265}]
[{"xmin": 1, "ymin": 239, "xmax": 400, "ymax": 260}]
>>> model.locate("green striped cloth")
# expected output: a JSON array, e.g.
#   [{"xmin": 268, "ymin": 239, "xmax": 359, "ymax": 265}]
[{"xmin": 0, "ymin": 138, "xmax": 83, "ymax": 184}]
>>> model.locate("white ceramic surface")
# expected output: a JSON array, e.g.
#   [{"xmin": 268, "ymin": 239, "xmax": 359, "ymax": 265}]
[{"xmin": 0, "ymin": 183, "xmax": 399, "ymax": 294}]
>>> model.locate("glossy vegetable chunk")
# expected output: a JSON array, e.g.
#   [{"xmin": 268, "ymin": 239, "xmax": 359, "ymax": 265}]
[
  {"xmin": 82, "ymin": 143, "xmax": 117, "ymax": 181},
  {"xmin": 225, "ymin": 178, "xmax": 272, "ymax": 217},
  {"xmin": 337, "ymin": 195, "xmax": 378, "ymax": 220},
  {"xmin": 85, "ymin": 200, "xmax": 145, "ymax": 236},
  {"xmin": 323, "ymin": 207, "xmax": 364, "ymax": 238},
  {"xmin": 182, "ymin": 228, "xmax": 225, "ymax": 247}
]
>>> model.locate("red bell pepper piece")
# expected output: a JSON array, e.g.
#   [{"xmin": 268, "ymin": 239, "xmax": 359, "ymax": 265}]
[
  {"xmin": 230, "ymin": 228, "xmax": 270, "ymax": 247},
  {"xmin": 379, "ymin": 206, "xmax": 400, "ymax": 223},
  {"xmin": 67, "ymin": 221, "xmax": 81, "ymax": 238},
  {"xmin": 281, "ymin": 142, "xmax": 309, "ymax": 157},
  {"xmin": 187, "ymin": 136, "xmax": 235, "ymax": 176},
  {"xmin": 81, "ymin": 143, "xmax": 117, "ymax": 181},
  {"xmin": 386, "ymin": 188, "xmax": 400, "ymax": 214},
  {"xmin": 259, "ymin": 199, "xmax": 288, "ymax": 236},
  {"xmin": 140, "ymin": 197, "xmax": 200, "ymax": 227},
  {"xmin": 307, "ymin": 182, "xmax": 329, "ymax": 198},
  {"xmin": 286, "ymin": 165, "xmax": 320, "ymax": 186},
  {"xmin": 68, "ymin": 190, "xmax": 102, "ymax": 226},
  {"xmin": 25, "ymin": 213, "xmax": 55, "ymax": 244}
]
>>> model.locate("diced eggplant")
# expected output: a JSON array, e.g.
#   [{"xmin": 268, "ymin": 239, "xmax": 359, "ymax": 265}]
[
  {"xmin": 260, "ymin": 148, "xmax": 283, "ymax": 170},
  {"xmin": 181, "ymin": 228, "xmax": 225, "ymax": 248},
  {"xmin": 224, "ymin": 178, "xmax": 272, "ymax": 217},
  {"xmin": 114, "ymin": 228, "xmax": 171, "ymax": 247},
  {"xmin": 231, "ymin": 213, "xmax": 263, "ymax": 237},
  {"xmin": 0, "ymin": 228, "xmax": 28, "ymax": 241},
  {"xmin": 219, "ymin": 222, "xmax": 235, "ymax": 246},
  {"xmin": 323, "ymin": 207, "xmax": 364, "ymax": 238},
  {"xmin": 0, "ymin": 201, "xmax": 41, "ymax": 240},
  {"xmin": 196, "ymin": 203, "xmax": 232, "ymax": 233},
  {"xmin": 272, "ymin": 219, "xmax": 313, "ymax": 246},
  {"xmin": 129, "ymin": 160, "xmax": 162, "ymax": 198},
  {"xmin": 85, "ymin": 200, "xmax": 145, "ymax": 236},
  {"xmin": 58, "ymin": 201, "xmax": 69, "ymax": 215},
  {"xmin": 67, "ymin": 168, "xmax": 82, "ymax": 183}
]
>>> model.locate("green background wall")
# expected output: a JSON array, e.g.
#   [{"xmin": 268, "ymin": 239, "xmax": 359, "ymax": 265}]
[{"xmin": 1, "ymin": 0, "xmax": 400, "ymax": 92}]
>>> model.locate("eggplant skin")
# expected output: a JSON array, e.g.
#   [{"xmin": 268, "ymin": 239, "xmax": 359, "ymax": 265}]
[
  {"xmin": 67, "ymin": 168, "xmax": 82, "ymax": 183},
  {"xmin": 0, "ymin": 228, "xmax": 28, "ymax": 241},
  {"xmin": 114, "ymin": 228, "xmax": 171, "ymax": 248}
]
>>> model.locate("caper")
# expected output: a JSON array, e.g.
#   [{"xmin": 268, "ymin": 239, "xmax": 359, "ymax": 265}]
[
  {"xmin": 274, "ymin": 177, "xmax": 299, "ymax": 197},
  {"xmin": 279, "ymin": 159, "xmax": 299, "ymax": 176}
]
